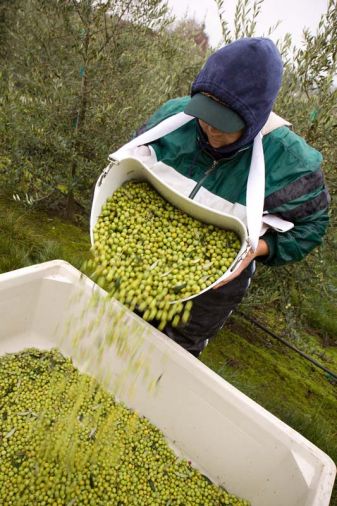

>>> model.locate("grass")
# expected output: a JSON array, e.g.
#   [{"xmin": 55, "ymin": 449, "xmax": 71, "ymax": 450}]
[
  {"xmin": 0, "ymin": 194, "xmax": 336, "ymax": 505},
  {"xmin": 0, "ymin": 196, "xmax": 90, "ymax": 273},
  {"xmin": 304, "ymin": 297, "xmax": 337, "ymax": 341}
]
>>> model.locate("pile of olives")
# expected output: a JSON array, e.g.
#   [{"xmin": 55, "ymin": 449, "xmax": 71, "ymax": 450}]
[
  {"xmin": 88, "ymin": 181, "xmax": 241, "ymax": 329},
  {"xmin": 0, "ymin": 349, "xmax": 250, "ymax": 505}
]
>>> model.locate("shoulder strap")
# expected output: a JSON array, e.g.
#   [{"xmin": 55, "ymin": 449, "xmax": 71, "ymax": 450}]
[
  {"xmin": 110, "ymin": 112, "xmax": 194, "ymax": 161},
  {"xmin": 262, "ymin": 112, "xmax": 291, "ymax": 135},
  {"xmin": 247, "ymin": 132, "xmax": 265, "ymax": 251}
]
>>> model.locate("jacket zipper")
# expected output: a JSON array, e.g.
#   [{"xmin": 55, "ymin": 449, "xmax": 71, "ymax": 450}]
[
  {"xmin": 188, "ymin": 159, "xmax": 220, "ymax": 199},
  {"xmin": 188, "ymin": 141, "xmax": 251, "ymax": 200}
]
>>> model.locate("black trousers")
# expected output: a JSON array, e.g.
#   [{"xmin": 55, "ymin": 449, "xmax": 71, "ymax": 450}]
[{"xmin": 162, "ymin": 261, "xmax": 256, "ymax": 357}]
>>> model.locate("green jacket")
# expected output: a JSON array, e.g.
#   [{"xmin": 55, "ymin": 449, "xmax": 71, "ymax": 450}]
[{"xmin": 143, "ymin": 97, "xmax": 329, "ymax": 266}]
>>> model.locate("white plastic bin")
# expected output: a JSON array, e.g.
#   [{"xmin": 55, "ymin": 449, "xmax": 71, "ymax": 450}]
[{"xmin": 0, "ymin": 260, "xmax": 335, "ymax": 506}]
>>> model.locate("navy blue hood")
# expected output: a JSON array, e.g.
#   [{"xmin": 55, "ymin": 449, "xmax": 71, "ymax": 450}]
[{"xmin": 191, "ymin": 37, "xmax": 283, "ymax": 155}]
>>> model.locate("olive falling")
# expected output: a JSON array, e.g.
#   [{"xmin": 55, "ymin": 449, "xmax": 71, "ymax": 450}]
[{"xmin": 88, "ymin": 181, "xmax": 241, "ymax": 330}]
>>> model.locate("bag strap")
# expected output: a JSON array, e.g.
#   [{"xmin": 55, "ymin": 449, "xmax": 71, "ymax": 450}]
[
  {"xmin": 110, "ymin": 112, "xmax": 265, "ymax": 251},
  {"xmin": 262, "ymin": 111, "xmax": 291, "ymax": 135},
  {"xmin": 110, "ymin": 112, "xmax": 193, "ymax": 161},
  {"xmin": 246, "ymin": 132, "xmax": 265, "ymax": 251}
]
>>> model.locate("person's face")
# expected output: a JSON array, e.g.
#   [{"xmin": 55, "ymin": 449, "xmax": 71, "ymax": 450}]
[{"xmin": 198, "ymin": 119, "xmax": 243, "ymax": 149}]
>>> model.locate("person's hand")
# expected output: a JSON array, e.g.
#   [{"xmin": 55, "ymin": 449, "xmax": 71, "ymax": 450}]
[{"xmin": 213, "ymin": 239, "xmax": 269, "ymax": 289}]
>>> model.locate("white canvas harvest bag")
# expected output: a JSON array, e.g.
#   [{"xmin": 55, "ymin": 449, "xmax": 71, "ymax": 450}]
[{"xmin": 90, "ymin": 112, "xmax": 293, "ymax": 300}]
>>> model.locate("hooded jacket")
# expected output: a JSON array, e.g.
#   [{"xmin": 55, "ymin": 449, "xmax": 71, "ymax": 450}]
[{"xmin": 137, "ymin": 39, "xmax": 329, "ymax": 266}]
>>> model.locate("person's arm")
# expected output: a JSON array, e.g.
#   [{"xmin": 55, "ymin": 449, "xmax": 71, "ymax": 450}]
[
  {"xmin": 259, "ymin": 129, "xmax": 330, "ymax": 266},
  {"xmin": 214, "ymin": 192, "xmax": 329, "ymax": 288},
  {"xmin": 259, "ymin": 207, "xmax": 329, "ymax": 266}
]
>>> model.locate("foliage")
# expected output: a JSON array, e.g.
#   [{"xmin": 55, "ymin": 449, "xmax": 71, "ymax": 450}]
[
  {"xmin": 215, "ymin": 0, "xmax": 272, "ymax": 44},
  {"xmin": 168, "ymin": 18, "xmax": 210, "ymax": 56},
  {"xmin": 0, "ymin": 0, "xmax": 21, "ymax": 56},
  {"xmin": 0, "ymin": 0, "xmax": 205, "ymax": 219}
]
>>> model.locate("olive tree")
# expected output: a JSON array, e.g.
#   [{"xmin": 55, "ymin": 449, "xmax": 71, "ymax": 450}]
[{"xmin": 1, "ymin": 0, "xmax": 172, "ymax": 218}]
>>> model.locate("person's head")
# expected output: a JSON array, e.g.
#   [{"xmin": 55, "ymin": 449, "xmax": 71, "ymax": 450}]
[{"xmin": 184, "ymin": 37, "xmax": 283, "ymax": 153}]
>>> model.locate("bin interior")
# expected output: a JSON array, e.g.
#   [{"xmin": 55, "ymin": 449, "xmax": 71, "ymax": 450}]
[{"xmin": 0, "ymin": 261, "xmax": 335, "ymax": 506}]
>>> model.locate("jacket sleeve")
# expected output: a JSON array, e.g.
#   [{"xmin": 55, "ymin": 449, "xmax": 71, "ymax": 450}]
[{"xmin": 259, "ymin": 128, "xmax": 330, "ymax": 267}]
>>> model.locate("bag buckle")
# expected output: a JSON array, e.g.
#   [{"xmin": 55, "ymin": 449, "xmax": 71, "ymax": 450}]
[
  {"xmin": 98, "ymin": 159, "xmax": 118, "ymax": 186},
  {"xmin": 229, "ymin": 239, "xmax": 251, "ymax": 272}
]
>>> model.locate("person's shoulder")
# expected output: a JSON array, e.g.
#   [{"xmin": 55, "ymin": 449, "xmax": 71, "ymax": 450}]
[
  {"xmin": 146, "ymin": 96, "xmax": 190, "ymax": 128},
  {"xmin": 264, "ymin": 126, "xmax": 323, "ymax": 169},
  {"xmin": 161, "ymin": 96, "xmax": 191, "ymax": 113},
  {"xmin": 158, "ymin": 96, "xmax": 190, "ymax": 115}
]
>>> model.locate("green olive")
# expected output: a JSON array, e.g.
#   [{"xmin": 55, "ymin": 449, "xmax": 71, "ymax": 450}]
[
  {"xmin": 88, "ymin": 181, "xmax": 241, "ymax": 329},
  {"xmin": 0, "ymin": 348, "xmax": 250, "ymax": 506}
]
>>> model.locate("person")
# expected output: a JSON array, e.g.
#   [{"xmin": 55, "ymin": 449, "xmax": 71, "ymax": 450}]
[{"xmin": 128, "ymin": 37, "xmax": 330, "ymax": 357}]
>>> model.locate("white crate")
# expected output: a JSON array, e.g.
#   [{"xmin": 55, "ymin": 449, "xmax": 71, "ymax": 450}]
[{"xmin": 0, "ymin": 260, "xmax": 335, "ymax": 506}]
